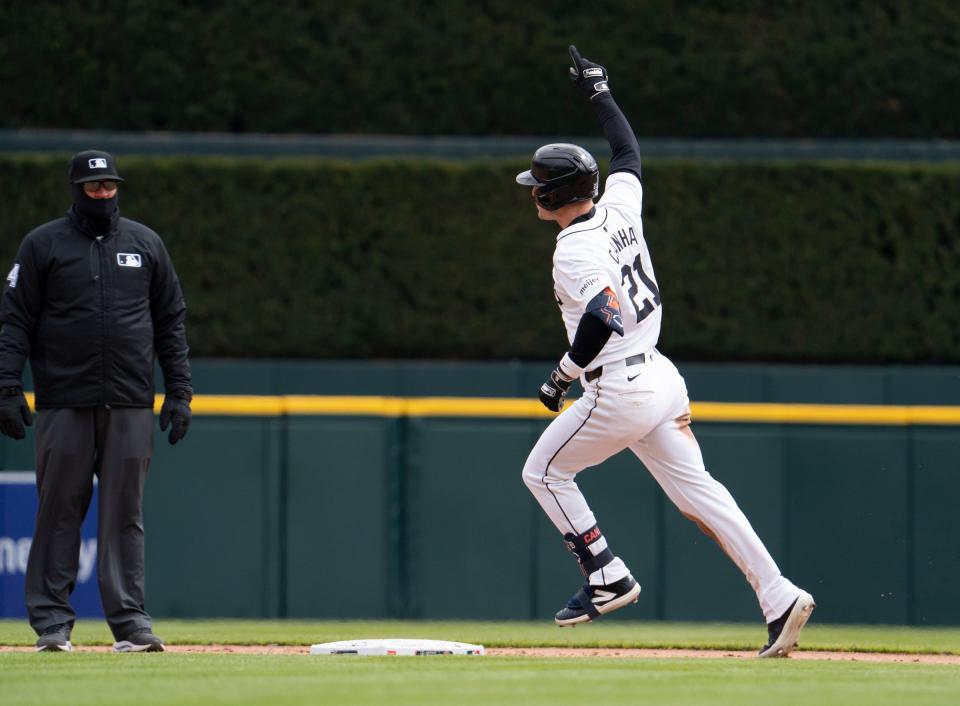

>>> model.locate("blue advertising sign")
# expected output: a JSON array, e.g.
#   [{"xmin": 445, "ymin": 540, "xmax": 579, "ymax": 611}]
[{"xmin": 0, "ymin": 472, "xmax": 103, "ymax": 618}]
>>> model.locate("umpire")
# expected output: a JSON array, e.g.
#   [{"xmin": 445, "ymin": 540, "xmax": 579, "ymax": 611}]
[{"xmin": 0, "ymin": 150, "xmax": 192, "ymax": 652}]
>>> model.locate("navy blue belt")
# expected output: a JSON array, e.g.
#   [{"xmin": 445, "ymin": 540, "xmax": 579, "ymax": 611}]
[{"xmin": 584, "ymin": 352, "xmax": 649, "ymax": 382}]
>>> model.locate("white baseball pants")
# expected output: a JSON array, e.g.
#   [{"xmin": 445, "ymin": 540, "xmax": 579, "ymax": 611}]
[{"xmin": 522, "ymin": 350, "xmax": 800, "ymax": 622}]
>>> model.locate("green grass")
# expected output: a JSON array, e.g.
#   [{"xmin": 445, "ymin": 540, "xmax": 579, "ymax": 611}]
[
  {"xmin": 0, "ymin": 653, "xmax": 958, "ymax": 706},
  {"xmin": 2, "ymin": 620, "xmax": 959, "ymax": 706}
]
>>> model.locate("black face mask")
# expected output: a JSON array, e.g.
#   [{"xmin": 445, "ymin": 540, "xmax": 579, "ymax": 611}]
[{"xmin": 71, "ymin": 184, "xmax": 119, "ymax": 224}]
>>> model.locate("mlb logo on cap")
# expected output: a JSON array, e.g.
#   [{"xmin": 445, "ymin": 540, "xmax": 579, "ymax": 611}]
[{"xmin": 69, "ymin": 150, "xmax": 125, "ymax": 184}]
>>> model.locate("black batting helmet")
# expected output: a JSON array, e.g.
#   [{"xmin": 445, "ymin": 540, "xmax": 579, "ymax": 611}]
[{"xmin": 516, "ymin": 143, "xmax": 599, "ymax": 211}]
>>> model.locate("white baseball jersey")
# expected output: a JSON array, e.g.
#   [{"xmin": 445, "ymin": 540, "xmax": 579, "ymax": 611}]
[
  {"xmin": 525, "ymin": 169, "xmax": 805, "ymax": 623},
  {"xmin": 552, "ymin": 171, "xmax": 661, "ymax": 369}
]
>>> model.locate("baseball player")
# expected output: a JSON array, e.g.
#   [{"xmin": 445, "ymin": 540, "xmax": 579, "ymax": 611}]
[{"xmin": 516, "ymin": 46, "xmax": 815, "ymax": 657}]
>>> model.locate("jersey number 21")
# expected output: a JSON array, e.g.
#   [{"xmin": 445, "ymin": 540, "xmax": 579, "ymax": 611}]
[{"xmin": 620, "ymin": 254, "xmax": 661, "ymax": 323}]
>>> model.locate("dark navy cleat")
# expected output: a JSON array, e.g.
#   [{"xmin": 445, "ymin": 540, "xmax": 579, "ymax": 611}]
[
  {"xmin": 555, "ymin": 575, "xmax": 641, "ymax": 626},
  {"xmin": 759, "ymin": 591, "xmax": 816, "ymax": 658}
]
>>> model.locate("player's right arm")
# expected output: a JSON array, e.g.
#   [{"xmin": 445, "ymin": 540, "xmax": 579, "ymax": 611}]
[
  {"xmin": 555, "ymin": 251, "xmax": 625, "ymax": 370},
  {"xmin": 538, "ymin": 253, "xmax": 625, "ymax": 413},
  {"xmin": 565, "ymin": 288, "xmax": 621, "ymax": 364},
  {"xmin": 539, "ymin": 302, "xmax": 620, "ymax": 413}
]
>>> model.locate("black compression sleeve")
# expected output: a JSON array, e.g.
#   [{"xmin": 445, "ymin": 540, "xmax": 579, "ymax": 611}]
[
  {"xmin": 568, "ymin": 313, "xmax": 614, "ymax": 368},
  {"xmin": 593, "ymin": 92, "xmax": 642, "ymax": 180}
]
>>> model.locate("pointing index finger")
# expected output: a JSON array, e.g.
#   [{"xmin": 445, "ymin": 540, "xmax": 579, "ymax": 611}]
[{"xmin": 568, "ymin": 45, "xmax": 582, "ymax": 68}]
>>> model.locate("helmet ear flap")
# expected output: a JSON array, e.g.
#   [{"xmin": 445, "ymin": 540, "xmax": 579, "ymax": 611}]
[{"xmin": 534, "ymin": 187, "xmax": 562, "ymax": 211}]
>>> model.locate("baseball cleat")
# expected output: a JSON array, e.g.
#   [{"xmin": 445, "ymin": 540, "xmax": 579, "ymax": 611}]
[
  {"xmin": 555, "ymin": 575, "xmax": 641, "ymax": 626},
  {"xmin": 113, "ymin": 630, "xmax": 166, "ymax": 653},
  {"xmin": 758, "ymin": 591, "xmax": 816, "ymax": 658}
]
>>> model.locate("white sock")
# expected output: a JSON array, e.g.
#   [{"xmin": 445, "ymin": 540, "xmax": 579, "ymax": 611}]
[{"xmin": 588, "ymin": 557, "xmax": 629, "ymax": 586}]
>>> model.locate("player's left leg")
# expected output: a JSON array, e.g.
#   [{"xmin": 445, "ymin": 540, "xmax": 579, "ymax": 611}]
[{"xmin": 629, "ymin": 416, "xmax": 814, "ymax": 654}]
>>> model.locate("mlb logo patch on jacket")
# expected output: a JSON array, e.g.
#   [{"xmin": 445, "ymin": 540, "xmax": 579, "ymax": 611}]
[{"xmin": 117, "ymin": 253, "xmax": 142, "ymax": 268}]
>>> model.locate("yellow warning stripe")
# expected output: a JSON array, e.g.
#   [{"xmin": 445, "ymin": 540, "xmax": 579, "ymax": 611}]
[
  {"xmin": 21, "ymin": 393, "xmax": 960, "ymax": 425},
  {"xmin": 183, "ymin": 395, "xmax": 549, "ymax": 418},
  {"xmin": 691, "ymin": 402, "xmax": 960, "ymax": 426}
]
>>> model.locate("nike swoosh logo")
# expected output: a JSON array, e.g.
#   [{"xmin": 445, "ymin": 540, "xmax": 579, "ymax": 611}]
[
  {"xmin": 627, "ymin": 374, "xmax": 641, "ymax": 382},
  {"xmin": 591, "ymin": 590, "xmax": 617, "ymax": 604}
]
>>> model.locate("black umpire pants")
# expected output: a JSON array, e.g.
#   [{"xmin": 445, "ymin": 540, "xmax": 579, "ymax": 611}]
[{"xmin": 25, "ymin": 406, "xmax": 155, "ymax": 640}]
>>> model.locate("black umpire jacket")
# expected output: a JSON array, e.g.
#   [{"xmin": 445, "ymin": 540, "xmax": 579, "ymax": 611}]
[{"xmin": 0, "ymin": 206, "xmax": 192, "ymax": 409}]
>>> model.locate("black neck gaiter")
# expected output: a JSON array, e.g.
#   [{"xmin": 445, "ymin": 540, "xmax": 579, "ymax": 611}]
[{"xmin": 70, "ymin": 184, "xmax": 119, "ymax": 232}]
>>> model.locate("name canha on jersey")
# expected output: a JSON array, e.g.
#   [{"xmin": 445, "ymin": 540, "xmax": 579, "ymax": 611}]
[{"xmin": 551, "ymin": 171, "xmax": 662, "ymax": 370}]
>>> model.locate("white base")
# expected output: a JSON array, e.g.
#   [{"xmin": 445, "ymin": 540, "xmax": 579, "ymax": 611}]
[{"xmin": 309, "ymin": 638, "xmax": 484, "ymax": 656}]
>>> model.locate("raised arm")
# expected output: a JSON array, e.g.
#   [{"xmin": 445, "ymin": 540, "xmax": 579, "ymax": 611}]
[{"xmin": 569, "ymin": 45, "xmax": 642, "ymax": 181}]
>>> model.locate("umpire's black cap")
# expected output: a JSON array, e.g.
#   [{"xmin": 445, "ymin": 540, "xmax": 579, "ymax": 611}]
[{"xmin": 68, "ymin": 150, "xmax": 124, "ymax": 184}]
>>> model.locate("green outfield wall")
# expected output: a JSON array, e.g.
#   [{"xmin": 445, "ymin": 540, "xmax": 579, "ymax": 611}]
[{"xmin": 1, "ymin": 360, "xmax": 959, "ymax": 625}]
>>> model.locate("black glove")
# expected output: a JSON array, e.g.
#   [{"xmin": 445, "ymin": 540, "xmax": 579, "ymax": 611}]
[
  {"xmin": 569, "ymin": 45, "xmax": 610, "ymax": 100},
  {"xmin": 539, "ymin": 367, "xmax": 574, "ymax": 413},
  {"xmin": 0, "ymin": 386, "xmax": 32, "ymax": 440},
  {"xmin": 159, "ymin": 392, "xmax": 192, "ymax": 445}
]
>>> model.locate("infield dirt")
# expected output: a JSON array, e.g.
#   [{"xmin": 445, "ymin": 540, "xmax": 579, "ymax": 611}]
[{"xmin": 2, "ymin": 644, "xmax": 958, "ymax": 664}]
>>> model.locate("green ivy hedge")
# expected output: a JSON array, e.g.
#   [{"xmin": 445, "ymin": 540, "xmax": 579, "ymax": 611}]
[
  {"xmin": 2, "ymin": 1, "xmax": 958, "ymax": 137},
  {"xmin": 2, "ymin": 155, "xmax": 959, "ymax": 363}
]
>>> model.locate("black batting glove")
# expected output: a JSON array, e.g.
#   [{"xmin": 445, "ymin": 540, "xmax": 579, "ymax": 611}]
[
  {"xmin": 0, "ymin": 386, "xmax": 32, "ymax": 440},
  {"xmin": 539, "ymin": 367, "xmax": 574, "ymax": 413},
  {"xmin": 159, "ymin": 391, "xmax": 192, "ymax": 445},
  {"xmin": 569, "ymin": 45, "xmax": 610, "ymax": 100}
]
